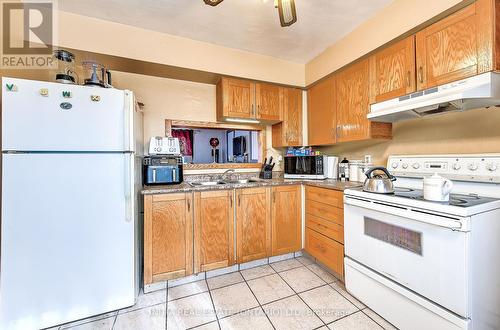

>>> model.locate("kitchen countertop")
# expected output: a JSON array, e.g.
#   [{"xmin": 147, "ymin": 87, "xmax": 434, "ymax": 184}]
[{"xmin": 141, "ymin": 178, "xmax": 363, "ymax": 195}]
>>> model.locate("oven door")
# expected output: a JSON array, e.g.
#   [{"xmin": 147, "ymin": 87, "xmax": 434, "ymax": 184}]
[{"xmin": 344, "ymin": 196, "xmax": 470, "ymax": 318}]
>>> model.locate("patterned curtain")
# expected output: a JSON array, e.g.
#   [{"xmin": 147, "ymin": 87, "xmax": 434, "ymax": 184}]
[{"xmin": 172, "ymin": 129, "xmax": 193, "ymax": 156}]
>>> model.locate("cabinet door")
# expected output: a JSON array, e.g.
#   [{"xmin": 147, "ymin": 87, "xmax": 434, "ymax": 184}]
[
  {"xmin": 144, "ymin": 193, "xmax": 193, "ymax": 284},
  {"xmin": 369, "ymin": 36, "xmax": 416, "ymax": 103},
  {"xmin": 307, "ymin": 75, "xmax": 336, "ymax": 146},
  {"xmin": 236, "ymin": 187, "xmax": 271, "ymax": 263},
  {"xmin": 272, "ymin": 87, "xmax": 303, "ymax": 147},
  {"xmin": 415, "ymin": 0, "xmax": 493, "ymax": 90},
  {"xmin": 271, "ymin": 185, "xmax": 302, "ymax": 256},
  {"xmin": 218, "ymin": 78, "xmax": 255, "ymax": 119},
  {"xmin": 336, "ymin": 59, "xmax": 371, "ymax": 142},
  {"xmin": 255, "ymin": 83, "xmax": 281, "ymax": 121},
  {"xmin": 194, "ymin": 190, "xmax": 235, "ymax": 273}
]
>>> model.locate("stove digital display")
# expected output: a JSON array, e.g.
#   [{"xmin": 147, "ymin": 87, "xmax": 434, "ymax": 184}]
[{"xmin": 364, "ymin": 217, "xmax": 422, "ymax": 255}]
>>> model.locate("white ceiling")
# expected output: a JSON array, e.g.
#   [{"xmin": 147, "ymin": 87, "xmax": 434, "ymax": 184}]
[{"xmin": 59, "ymin": 0, "xmax": 393, "ymax": 64}]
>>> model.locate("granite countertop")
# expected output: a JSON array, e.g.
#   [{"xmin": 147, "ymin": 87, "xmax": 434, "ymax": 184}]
[{"xmin": 141, "ymin": 177, "xmax": 363, "ymax": 195}]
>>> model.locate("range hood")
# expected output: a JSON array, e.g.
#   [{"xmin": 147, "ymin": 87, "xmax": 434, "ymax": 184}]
[{"xmin": 368, "ymin": 72, "xmax": 500, "ymax": 123}]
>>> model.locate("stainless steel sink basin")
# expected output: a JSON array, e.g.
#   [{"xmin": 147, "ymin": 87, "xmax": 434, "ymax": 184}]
[
  {"xmin": 188, "ymin": 181, "xmax": 227, "ymax": 187},
  {"xmin": 224, "ymin": 178, "xmax": 263, "ymax": 184}
]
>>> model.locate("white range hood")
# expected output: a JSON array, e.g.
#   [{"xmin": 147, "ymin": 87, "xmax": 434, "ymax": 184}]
[{"xmin": 368, "ymin": 72, "xmax": 500, "ymax": 123}]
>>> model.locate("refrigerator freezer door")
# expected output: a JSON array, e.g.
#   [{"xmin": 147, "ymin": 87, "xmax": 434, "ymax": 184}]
[
  {"xmin": 0, "ymin": 153, "xmax": 135, "ymax": 330},
  {"xmin": 2, "ymin": 77, "xmax": 131, "ymax": 152}
]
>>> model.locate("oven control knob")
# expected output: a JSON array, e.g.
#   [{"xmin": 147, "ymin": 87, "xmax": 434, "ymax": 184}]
[
  {"xmin": 487, "ymin": 163, "xmax": 498, "ymax": 172},
  {"xmin": 391, "ymin": 162, "xmax": 399, "ymax": 169},
  {"xmin": 453, "ymin": 163, "xmax": 461, "ymax": 171},
  {"xmin": 468, "ymin": 163, "xmax": 478, "ymax": 171},
  {"xmin": 402, "ymin": 163, "xmax": 409, "ymax": 169},
  {"xmin": 412, "ymin": 163, "xmax": 420, "ymax": 169}
]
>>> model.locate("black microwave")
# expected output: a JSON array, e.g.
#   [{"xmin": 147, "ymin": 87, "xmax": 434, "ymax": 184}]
[
  {"xmin": 284, "ymin": 155, "xmax": 327, "ymax": 179},
  {"xmin": 143, "ymin": 156, "xmax": 183, "ymax": 186}
]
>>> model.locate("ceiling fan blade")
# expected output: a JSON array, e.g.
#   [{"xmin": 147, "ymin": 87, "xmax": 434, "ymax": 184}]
[
  {"xmin": 277, "ymin": 0, "xmax": 297, "ymax": 27},
  {"xmin": 203, "ymin": 0, "xmax": 224, "ymax": 6}
]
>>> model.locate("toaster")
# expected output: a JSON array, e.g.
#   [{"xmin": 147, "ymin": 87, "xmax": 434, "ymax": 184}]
[{"xmin": 148, "ymin": 136, "xmax": 181, "ymax": 155}]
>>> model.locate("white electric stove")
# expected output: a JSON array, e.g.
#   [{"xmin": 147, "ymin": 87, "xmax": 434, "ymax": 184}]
[{"xmin": 343, "ymin": 154, "xmax": 500, "ymax": 330}]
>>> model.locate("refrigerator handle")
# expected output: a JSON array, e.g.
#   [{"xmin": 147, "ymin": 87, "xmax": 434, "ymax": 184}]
[
  {"xmin": 123, "ymin": 91, "xmax": 133, "ymax": 151},
  {"xmin": 124, "ymin": 153, "xmax": 133, "ymax": 223}
]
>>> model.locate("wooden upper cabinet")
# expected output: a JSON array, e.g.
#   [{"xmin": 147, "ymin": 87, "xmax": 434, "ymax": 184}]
[
  {"xmin": 336, "ymin": 59, "xmax": 392, "ymax": 143},
  {"xmin": 217, "ymin": 77, "xmax": 255, "ymax": 120},
  {"xmin": 194, "ymin": 190, "xmax": 235, "ymax": 273},
  {"xmin": 236, "ymin": 187, "xmax": 271, "ymax": 263},
  {"xmin": 143, "ymin": 193, "xmax": 193, "ymax": 285},
  {"xmin": 369, "ymin": 36, "xmax": 416, "ymax": 104},
  {"xmin": 272, "ymin": 87, "xmax": 303, "ymax": 147},
  {"xmin": 415, "ymin": 0, "xmax": 494, "ymax": 90},
  {"xmin": 307, "ymin": 75, "xmax": 336, "ymax": 146},
  {"xmin": 271, "ymin": 185, "xmax": 302, "ymax": 256},
  {"xmin": 255, "ymin": 83, "xmax": 282, "ymax": 121}
]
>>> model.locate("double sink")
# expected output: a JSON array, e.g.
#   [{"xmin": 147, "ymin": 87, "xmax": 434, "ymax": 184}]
[{"xmin": 188, "ymin": 178, "xmax": 263, "ymax": 187}]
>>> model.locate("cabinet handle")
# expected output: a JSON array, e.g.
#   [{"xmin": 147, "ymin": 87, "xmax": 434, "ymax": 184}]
[
  {"xmin": 418, "ymin": 66, "xmax": 424, "ymax": 84},
  {"xmin": 273, "ymin": 192, "xmax": 276, "ymax": 203},
  {"xmin": 406, "ymin": 71, "xmax": 411, "ymax": 87},
  {"xmin": 230, "ymin": 196, "xmax": 233, "ymax": 207},
  {"xmin": 336, "ymin": 125, "xmax": 341, "ymax": 138},
  {"xmin": 238, "ymin": 194, "xmax": 241, "ymax": 207},
  {"xmin": 187, "ymin": 198, "xmax": 191, "ymax": 212}
]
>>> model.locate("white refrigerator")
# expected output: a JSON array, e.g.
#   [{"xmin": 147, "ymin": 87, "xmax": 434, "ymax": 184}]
[{"xmin": 0, "ymin": 77, "xmax": 143, "ymax": 330}]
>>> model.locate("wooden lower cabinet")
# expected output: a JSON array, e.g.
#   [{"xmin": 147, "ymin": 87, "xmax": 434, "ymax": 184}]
[
  {"xmin": 236, "ymin": 187, "xmax": 272, "ymax": 263},
  {"xmin": 194, "ymin": 190, "xmax": 235, "ymax": 273},
  {"xmin": 305, "ymin": 228, "xmax": 344, "ymax": 276},
  {"xmin": 271, "ymin": 185, "xmax": 302, "ymax": 256},
  {"xmin": 144, "ymin": 193, "xmax": 193, "ymax": 285}
]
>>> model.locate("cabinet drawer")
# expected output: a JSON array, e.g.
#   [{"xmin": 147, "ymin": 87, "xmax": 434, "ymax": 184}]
[
  {"xmin": 306, "ymin": 214, "xmax": 344, "ymax": 244},
  {"xmin": 306, "ymin": 200, "xmax": 344, "ymax": 226},
  {"xmin": 305, "ymin": 228, "xmax": 344, "ymax": 277},
  {"xmin": 305, "ymin": 186, "xmax": 343, "ymax": 209}
]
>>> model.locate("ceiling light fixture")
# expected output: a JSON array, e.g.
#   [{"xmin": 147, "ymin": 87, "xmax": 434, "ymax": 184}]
[
  {"xmin": 203, "ymin": 0, "xmax": 223, "ymax": 6},
  {"xmin": 275, "ymin": 0, "xmax": 297, "ymax": 27}
]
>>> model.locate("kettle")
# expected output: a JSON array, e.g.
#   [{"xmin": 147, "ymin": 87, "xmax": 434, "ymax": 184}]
[
  {"xmin": 363, "ymin": 167, "xmax": 396, "ymax": 194},
  {"xmin": 423, "ymin": 173, "xmax": 453, "ymax": 202}
]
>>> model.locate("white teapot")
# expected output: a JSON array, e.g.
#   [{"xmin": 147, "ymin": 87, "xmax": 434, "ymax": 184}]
[{"xmin": 423, "ymin": 173, "xmax": 453, "ymax": 202}]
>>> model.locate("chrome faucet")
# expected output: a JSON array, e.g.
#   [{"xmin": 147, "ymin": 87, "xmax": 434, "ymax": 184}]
[{"xmin": 220, "ymin": 169, "xmax": 236, "ymax": 181}]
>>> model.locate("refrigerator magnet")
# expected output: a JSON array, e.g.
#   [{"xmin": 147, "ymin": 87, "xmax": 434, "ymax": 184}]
[
  {"xmin": 62, "ymin": 91, "xmax": 72, "ymax": 98},
  {"xmin": 5, "ymin": 83, "xmax": 18, "ymax": 92},
  {"xmin": 40, "ymin": 88, "xmax": 49, "ymax": 96},
  {"xmin": 91, "ymin": 95, "xmax": 101, "ymax": 102}
]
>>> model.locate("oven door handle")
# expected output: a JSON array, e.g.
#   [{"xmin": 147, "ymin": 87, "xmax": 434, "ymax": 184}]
[{"xmin": 344, "ymin": 196, "xmax": 467, "ymax": 231}]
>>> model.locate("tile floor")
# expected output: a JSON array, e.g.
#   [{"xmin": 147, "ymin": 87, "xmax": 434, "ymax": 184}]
[{"xmin": 48, "ymin": 256, "xmax": 398, "ymax": 330}]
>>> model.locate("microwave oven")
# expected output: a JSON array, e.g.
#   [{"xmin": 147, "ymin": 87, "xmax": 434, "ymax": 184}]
[
  {"xmin": 143, "ymin": 155, "xmax": 183, "ymax": 186},
  {"xmin": 284, "ymin": 155, "xmax": 329, "ymax": 179}
]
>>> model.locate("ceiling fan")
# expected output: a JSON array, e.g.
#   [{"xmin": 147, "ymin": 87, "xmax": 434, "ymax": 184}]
[{"xmin": 203, "ymin": 0, "xmax": 297, "ymax": 27}]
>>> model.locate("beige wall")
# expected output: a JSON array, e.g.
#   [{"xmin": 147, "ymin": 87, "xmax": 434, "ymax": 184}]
[
  {"xmin": 111, "ymin": 71, "xmax": 283, "ymax": 172},
  {"xmin": 56, "ymin": 11, "xmax": 305, "ymax": 87},
  {"xmin": 317, "ymin": 107, "xmax": 500, "ymax": 166},
  {"xmin": 305, "ymin": 0, "xmax": 464, "ymax": 85}
]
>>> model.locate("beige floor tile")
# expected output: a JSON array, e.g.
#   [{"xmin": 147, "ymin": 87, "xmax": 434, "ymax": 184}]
[
  {"xmin": 168, "ymin": 280, "xmax": 208, "ymax": 301},
  {"xmin": 270, "ymin": 258, "xmax": 303, "ymax": 272},
  {"xmin": 307, "ymin": 263, "xmax": 339, "ymax": 283},
  {"xmin": 328, "ymin": 311, "xmax": 383, "ymax": 330},
  {"xmin": 296, "ymin": 256, "xmax": 315, "ymax": 266},
  {"xmin": 280, "ymin": 266, "xmax": 326, "ymax": 293},
  {"xmin": 167, "ymin": 292, "xmax": 217, "ymax": 329},
  {"xmin": 247, "ymin": 273, "xmax": 295, "ymax": 304},
  {"xmin": 299, "ymin": 285, "xmax": 358, "ymax": 323},
  {"xmin": 207, "ymin": 271, "xmax": 244, "ymax": 290},
  {"xmin": 59, "ymin": 312, "xmax": 118, "ymax": 329},
  {"xmin": 263, "ymin": 295, "xmax": 323, "ymax": 330},
  {"xmin": 240, "ymin": 265, "xmax": 276, "ymax": 281},
  {"xmin": 114, "ymin": 305, "xmax": 166, "ymax": 330},
  {"xmin": 219, "ymin": 307, "xmax": 273, "ymax": 330},
  {"xmin": 118, "ymin": 289, "xmax": 166, "ymax": 314},
  {"xmin": 63, "ymin": 316, "xmax": 115, "ymax": 330},
  {"xmin": 362, "ymin": 309, "xmax": 398, "ymax": 330},
  {"xmin": 191, "ymin": 321, "xmax": 220, "ymax": 330},
  {"xmin": 211, "ymin": 282, "xmax": 259, "ymax": 318},
  {"xmin": 330, "ymin": 282, "xmax": 366, "ymax": 309}
]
